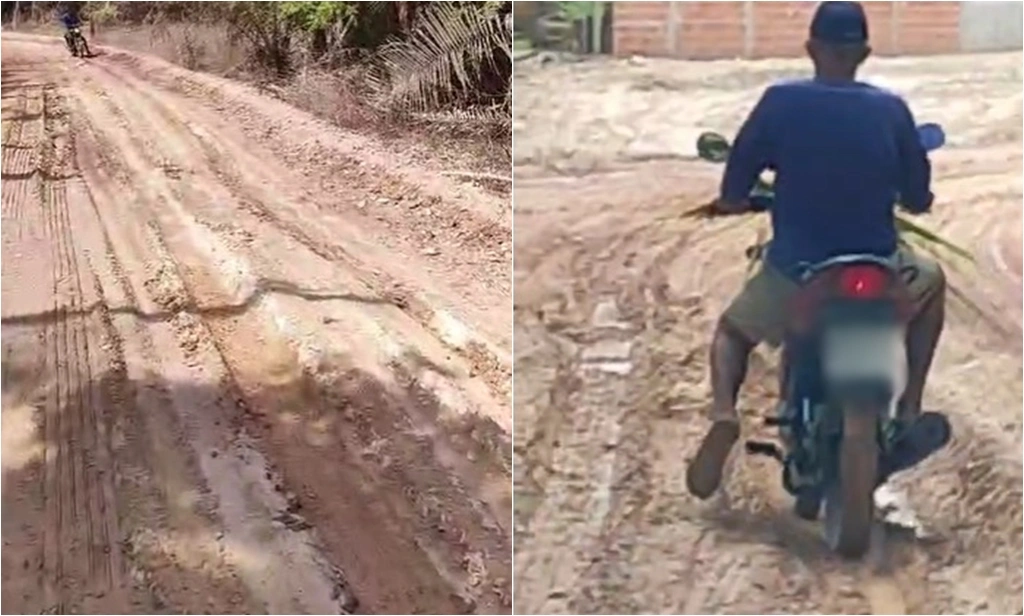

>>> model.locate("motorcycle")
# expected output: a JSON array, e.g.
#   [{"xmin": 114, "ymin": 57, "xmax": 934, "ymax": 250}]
[
  {"xmin": 66, "ymin": 26, "xmax": 91, "ymax": 58},
  {"xmin": 694, "ymin": 123, "xmax": 953, "ymax": 558}
]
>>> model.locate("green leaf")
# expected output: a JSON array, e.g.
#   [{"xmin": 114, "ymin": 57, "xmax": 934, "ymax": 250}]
[
  {"xmin": 557, "ymin": 1, "xmax": 602, "ymax": 22},
  {"xmin": 279, "ymin": 2, "xmax": 356, "ymax": 31}
]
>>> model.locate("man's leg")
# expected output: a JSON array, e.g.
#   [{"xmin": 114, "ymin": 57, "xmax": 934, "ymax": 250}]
[
  {"xmin": 686, "ymin": 266, "xmax": 793, "ymax": 499},
  {"xmin": 710, "ymin": 319, "xmax": 756, "ymax": 423},
  {"xmin": 897, "ymin": 249, "xmax": 947, "ymax": 422},
  {"xmin": 684, "ymin": 319, "xmax": 753, "ymax": 499}
]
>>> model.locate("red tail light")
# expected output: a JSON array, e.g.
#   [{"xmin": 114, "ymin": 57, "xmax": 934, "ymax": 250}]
[{"xmin": 837, "ymin": 265, "xmax": 889, "ymax": 299}]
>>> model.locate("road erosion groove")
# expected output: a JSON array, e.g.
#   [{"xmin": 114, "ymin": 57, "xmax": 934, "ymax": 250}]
[{"xmin": 2, "ymin": 35, "xmax": 511, "ymax": 615}]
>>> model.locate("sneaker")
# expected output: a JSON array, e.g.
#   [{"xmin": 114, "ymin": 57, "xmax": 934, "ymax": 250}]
[{"xmin": 686, "ymin": 420, "xmax": 740, "ymax": 499}]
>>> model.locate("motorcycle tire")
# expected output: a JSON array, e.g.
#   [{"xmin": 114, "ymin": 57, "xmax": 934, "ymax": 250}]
[{"xmin": 821, "ymin": 404, "xmax": 878, "ymax": 559}]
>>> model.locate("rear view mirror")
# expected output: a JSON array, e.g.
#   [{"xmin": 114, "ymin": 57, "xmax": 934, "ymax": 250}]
[
  {"xmin": 696, "ymin": 132, "xmax": 731, "ymax": 163},
  {"xmin": 917, "ymin": 122, "xmax": 946, "ymax": 151}
]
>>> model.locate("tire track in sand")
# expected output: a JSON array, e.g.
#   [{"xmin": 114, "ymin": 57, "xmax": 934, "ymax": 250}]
[
  {"xmin": 1, "ymin": 84, "xmax": 36, "ymax": 228},
  {"xmin": 37, "ymin": 84, "xmax": 124, "ymax": 612}
]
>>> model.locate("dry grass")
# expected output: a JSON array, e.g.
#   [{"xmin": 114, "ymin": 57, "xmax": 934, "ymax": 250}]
[
  {"xmin": 282, "ymin": 66, "xmax": 379, "ymax": 131},
  {"xmin": 79, "ymin": 21, "xmax": 509, "ymax": 183},
  {"xmin": 96, "ymin": 22, "xmax": 247, "ymax": 75}
]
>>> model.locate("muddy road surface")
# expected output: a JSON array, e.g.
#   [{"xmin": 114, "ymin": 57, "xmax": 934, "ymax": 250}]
[
  {"xmin": 1, "ymin": 35, "xmax": 511, "ymax": 614},
  {"xmin": 513, "ymin": 53, "xmax": 1022, "ymax": 614}
]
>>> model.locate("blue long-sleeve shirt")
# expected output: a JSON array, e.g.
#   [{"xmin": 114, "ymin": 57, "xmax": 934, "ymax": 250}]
[
  {"xmin": 720, "ymin": 78, "xmax": 933, "ymax": 277},
  {"xmin": 60, "ymin": 12, "xmax": 81, "ymax": 29}
]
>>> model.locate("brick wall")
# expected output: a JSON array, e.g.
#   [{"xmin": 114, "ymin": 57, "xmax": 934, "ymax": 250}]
[{"xmin": 612, "ymin": 1, "xmax": 976, "ymax": 59}]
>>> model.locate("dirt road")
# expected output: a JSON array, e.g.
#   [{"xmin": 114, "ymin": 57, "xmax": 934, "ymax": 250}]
[
  {"xmin": 1, "ymin": 34, "xmax": 511, "ymax": 614},
  {"xmin": 513, "ymin": 52, "xmax": 1022, "ymax": 614}
]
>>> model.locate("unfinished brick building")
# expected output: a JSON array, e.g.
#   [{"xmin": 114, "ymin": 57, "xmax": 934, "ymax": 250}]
[{"xmin": 612, "ymin": 1, "xmax": 1022, "ymax": 59}]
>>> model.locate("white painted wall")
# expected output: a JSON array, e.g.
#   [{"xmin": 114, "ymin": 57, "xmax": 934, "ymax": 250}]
[{"xmin": 959, "ymin": 1, "xmax": 1023, "ymax": 52}]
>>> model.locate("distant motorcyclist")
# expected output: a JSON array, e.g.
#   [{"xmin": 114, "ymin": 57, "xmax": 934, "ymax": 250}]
[
  {"xmin": 58, "ymin": 3, "xmax": 84, "ymax": 54},
  {"xmin": 685, "ymin": 1, "xmax": 947, "ymax": 499}
]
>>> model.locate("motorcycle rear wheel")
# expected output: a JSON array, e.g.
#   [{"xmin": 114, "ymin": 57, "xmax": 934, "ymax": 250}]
[{"xmin": 822, "ymin": 404, "xmax": 878, "ymax": 558}]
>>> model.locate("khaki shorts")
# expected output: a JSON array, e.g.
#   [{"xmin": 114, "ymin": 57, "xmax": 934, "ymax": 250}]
[{"xmin": 723, "ymin": 247, "xmax": 945, "ymax": 347}]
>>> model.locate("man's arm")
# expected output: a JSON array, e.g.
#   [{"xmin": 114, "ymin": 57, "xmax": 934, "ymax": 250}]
[
  {"xmin": 893, "ymin": 97, "xmax": 933, "ymax": 214},
  {"xmin": 718, "ymin": 88, "xmax": 777, "ymax": 213}
]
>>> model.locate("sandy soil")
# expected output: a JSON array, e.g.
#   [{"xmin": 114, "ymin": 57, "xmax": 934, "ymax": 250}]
[
  {"xmin": 513, "ymin": 52, "xmax": 1022, "ymax": 614},
  {"xmin": 1, "ymin": 34, "xmax": 511, "ymax": 615}
]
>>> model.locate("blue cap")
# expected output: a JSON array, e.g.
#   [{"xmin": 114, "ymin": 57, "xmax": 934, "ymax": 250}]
[{"xmin": 810, "ymin": 1, "xmax": 869, "ymax": 45}]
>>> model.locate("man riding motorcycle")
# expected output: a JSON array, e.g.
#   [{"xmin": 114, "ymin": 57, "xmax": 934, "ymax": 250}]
[
  {"xmin": 59, "ymin": 3, "xmax": 84, "ymax": 55},
  {"xmin": 686, "ymin": 1, "xmax": 947, "ymax": 499}
]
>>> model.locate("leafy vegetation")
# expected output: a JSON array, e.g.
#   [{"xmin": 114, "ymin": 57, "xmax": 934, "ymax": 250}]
[
  {"xmin": 371, "ymin": 1, "xmax": 510, "ymax": 131},
  {"xmin": 513, "ymin": 1, "xmax": 609, "ymax": 55}
]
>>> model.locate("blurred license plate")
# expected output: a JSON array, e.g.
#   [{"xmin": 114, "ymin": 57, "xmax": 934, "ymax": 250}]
[{"xmin": 822, "ymin": 325, "xmax": 904, "ymax": 381}]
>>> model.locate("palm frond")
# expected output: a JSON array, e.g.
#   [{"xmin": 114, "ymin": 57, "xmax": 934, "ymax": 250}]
[
  {"xmin": 370, "ymin": 2, "xmax": 511, "ymax": 113},
  {"xmin": 895, "ymin": 215, "xmax": 974, "ymax": 265}
]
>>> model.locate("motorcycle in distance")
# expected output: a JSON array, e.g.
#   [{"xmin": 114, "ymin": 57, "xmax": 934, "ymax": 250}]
[
  {"xmin": 66, "ymin": 26, "xmax": 91, "ymax": 58},
  {"xmin": 694, "ymin": 123, "xmax": 953, "ymax": 559}
]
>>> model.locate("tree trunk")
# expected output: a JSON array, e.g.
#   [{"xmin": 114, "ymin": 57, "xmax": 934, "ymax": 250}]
[{"xmin": 311, "ymin": 28, "xmax": 327, "ymax": 59}]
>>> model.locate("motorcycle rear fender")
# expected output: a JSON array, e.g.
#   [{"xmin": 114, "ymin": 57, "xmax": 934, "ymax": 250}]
[{"xmin": 788, "ymin": 259, "xmax": 912, "ymax": 334}]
